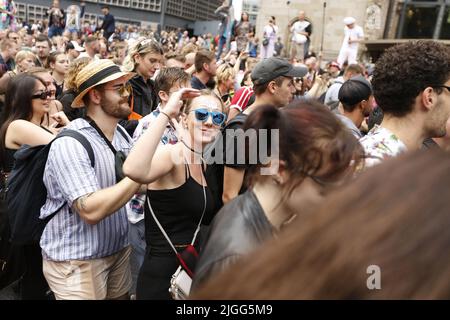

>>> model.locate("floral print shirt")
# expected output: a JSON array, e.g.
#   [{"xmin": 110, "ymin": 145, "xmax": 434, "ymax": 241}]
[{"xmin": 359, "ymin": 125, "xmax": 407, "ymax": 169}]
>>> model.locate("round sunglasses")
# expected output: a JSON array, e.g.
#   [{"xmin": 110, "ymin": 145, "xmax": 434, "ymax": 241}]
[
  {"xmin": 190, "ymin": 108, "xmax": 227, "ymax": 126},
  {"xmin": 102, "ymin": 83, "xmax": 132, "ymax": 97},
  {"xmin": 31, "ymin": 91, "xmax": 52, "ymax": 100}
]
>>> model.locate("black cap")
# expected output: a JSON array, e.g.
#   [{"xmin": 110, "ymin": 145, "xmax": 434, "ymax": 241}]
[
  {"xmin": 347, "ymin": 75, "xmax": 372, "ymax": 92},
  {"xmin": 338, "ymin": 75, "xmax": 373, "ymax": 106},
  {"xmin": 251, "ymin": 57, "xmax": 308, "ymax": 85}
]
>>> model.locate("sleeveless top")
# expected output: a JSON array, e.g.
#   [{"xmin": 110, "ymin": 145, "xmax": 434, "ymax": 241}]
[
  {"xmin": 1, "ymin": 125, "xmax": 53, "ymax": 173},
  {"xmin": 144, "ymin": 163, "xmax": 216, "ymax": 255},
  {"xmin": 2, "ymin": 148, "xmax": 16, "ymax": 173}
]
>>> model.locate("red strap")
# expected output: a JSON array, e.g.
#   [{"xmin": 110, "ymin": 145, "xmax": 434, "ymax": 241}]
[{"xmin": 176, "ymin": 253, "xmax": 195, "ymax": 278}]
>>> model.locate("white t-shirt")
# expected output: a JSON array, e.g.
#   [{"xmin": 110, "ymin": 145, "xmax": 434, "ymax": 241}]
[
  {"xmin": 291, "ymin": 20, "xmax": 310, "ymax": 42},
  {"xmin": 264, "ymin": 24, "xmax": 278, "ymax": 41},
  {"xmin": 342, "ymin": 25, "xmax": 364, "ymax": 49}
]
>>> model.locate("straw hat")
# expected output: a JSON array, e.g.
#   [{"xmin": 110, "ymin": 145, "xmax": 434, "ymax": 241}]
[{"xmin": 72, "ymin": 59, "xmax": 135, "ymax": 108}]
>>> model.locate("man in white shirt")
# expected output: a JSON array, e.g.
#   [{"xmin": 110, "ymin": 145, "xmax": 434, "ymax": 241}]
[
  {"xmin": 337, "ymin": 17, "xmax": 364, "ymax": 68},
  {"xmin": 290, "ymin": 11, "xmax": 311, "ymax": 62}
]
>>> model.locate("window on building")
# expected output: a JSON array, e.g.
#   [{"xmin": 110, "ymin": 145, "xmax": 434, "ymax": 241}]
[
  {"xmin": 98, "ymin": 0, "xmax": 131, "ymax": 8},
  {"xmin": 131, "ymin": 0, "xmax": 161, "ymax": 12},
  {"xmin": 398, "ymin": 0, "xmax": 450, "ymax": 39},
  {"xmin": 440, "ymin": 6, "xmax": 450, "ymax": 38}
]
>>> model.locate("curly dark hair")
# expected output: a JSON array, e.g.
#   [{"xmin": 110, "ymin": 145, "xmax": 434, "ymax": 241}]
[{"xmin": 372, "ymin": 40, "xmax": 450, "ymax": 117}]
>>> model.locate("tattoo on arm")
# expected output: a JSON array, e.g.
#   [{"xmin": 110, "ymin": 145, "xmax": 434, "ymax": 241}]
[{"xmin": 73, "ymin": 192, "xmax": 94, "ymax": 213}]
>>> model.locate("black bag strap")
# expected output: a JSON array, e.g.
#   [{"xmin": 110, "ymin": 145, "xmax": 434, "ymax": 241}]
[
  {"xmin": 86, "ymin": 116, "xmax": 117, "ymax": 154},
  {"xmin": 116, "ymin": 125, "xmax": 129, "ymax": 142},
  {"xmin": 85, "ymin": 117, "xmax": 129, "ymax": 155},
  {"xmin": 43, "ymin": 130, "xmax": 96, "ymax": 223},
  {"xmin": 56, "ymin": 130, "xmax": 95, "ymax": 167}
]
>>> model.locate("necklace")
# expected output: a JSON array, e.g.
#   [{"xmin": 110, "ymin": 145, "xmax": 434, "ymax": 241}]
[{"xmin": 181, "ymin": 139, "xmax": 203, "ymax": 155}]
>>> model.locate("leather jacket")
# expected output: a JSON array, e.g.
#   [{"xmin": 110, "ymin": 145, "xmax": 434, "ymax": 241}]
[
  {"xmin": 129, "ymin": 75, "xmax": 158, "ymax": 117},
  {"xmin": 120, "ymin": 75, "xmax": 158, "ymax": 136},
  {"xmin": 192, "ymin": 190, "xmax": 274, "ymax": 290}
]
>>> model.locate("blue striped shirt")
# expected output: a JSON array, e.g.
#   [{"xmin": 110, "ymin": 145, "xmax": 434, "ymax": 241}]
[{"xmin": 40, "ymin": 118, "xmax": 131, "ymax": 261}]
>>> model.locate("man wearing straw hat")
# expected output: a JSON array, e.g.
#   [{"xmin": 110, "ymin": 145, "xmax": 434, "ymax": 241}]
[{"xmin": 40, "ymin": 59, "xmax": 141, "ymax": 300}]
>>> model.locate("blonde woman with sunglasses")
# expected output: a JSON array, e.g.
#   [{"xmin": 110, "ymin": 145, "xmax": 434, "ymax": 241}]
[
  {"xmin": 123, "ymin": 89, "xmax": 226, "ymax": 299},
  {"xmin": 122, "ymin": 38, "xmax": 164, "ymax": 135}
]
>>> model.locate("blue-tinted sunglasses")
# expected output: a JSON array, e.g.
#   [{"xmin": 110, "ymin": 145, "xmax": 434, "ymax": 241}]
[{"xmin": 191, "ymin": 108, "xmax": 227, "ymax": 126}]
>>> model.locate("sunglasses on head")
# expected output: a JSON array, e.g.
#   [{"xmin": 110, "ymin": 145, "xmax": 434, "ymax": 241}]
[
  {"xmin": 190, "ymin": 108, "xmax": 227, "ymax": 126},
  {"xmin": 137, "ymin": 39, "xmax": 155, "ymax": 51},
  {"xmin": 31, "ymin": 91, "xmax": 52, "ymax": 100}
]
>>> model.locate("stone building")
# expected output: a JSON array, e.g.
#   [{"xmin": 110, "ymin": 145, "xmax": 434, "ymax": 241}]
[{"xmin": 255, "ymin": 0, "xmax": 450, "ymax": 62}]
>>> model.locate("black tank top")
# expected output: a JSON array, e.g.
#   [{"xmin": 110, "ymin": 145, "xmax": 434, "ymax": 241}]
[
  {"xmin": 144, "ymin": 163, "xmax": 216, "ymax": 254},
  {"xmin": 2, "ymin": 148, "xmax": 16, "ymax": 172},
  {"xmin": 2, "ymin": 126, "xmax": 52, "ymax": 172}
]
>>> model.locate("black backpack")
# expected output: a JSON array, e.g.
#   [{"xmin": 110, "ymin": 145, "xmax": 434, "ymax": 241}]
[
  {"xmin": 0, "ymin": 171, "xmax": 25, "ymax": 290},
  {"xmin": 6, "ymin": 130, "xmax": 95, "ymax": 245},
  {"xmin": 204, "ymin": 113, "xmax": 248, "ymax": 210}
]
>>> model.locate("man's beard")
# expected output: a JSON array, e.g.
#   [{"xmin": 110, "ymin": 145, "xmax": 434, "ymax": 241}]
[
  {"xmin": 426, "ymin": 100, "xmax": 450, "ymax": 138},
  {"xmin": 100, "ymin": 95, "xmax": 131, "ymax": 119}
]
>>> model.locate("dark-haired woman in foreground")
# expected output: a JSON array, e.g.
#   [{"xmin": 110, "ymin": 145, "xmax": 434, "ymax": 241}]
[
  {"xmin": 192, "ymin": 149, "xmax": 450, "ymax": 299},
  {"xmin": 0, "ymin": 74, "xmax": 68, "ymax": 299},
  {"xmin": 192, "ymin": 100, "xmax": 364, "ymax": 290}
]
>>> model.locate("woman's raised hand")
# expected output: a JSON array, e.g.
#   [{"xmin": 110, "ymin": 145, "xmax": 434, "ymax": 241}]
[{"xmin": 164, "ymin": 88, "xmax": 200, "ymax": 119}]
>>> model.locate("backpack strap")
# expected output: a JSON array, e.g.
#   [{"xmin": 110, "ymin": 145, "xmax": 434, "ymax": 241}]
[
  {"xmin": 56, "ymin": 130, "xmax": 95, "ymax": 167},
  {"xmin": 116, "ymin": 125, "xmax": 130, "ymax": 143},
  {"xmin": 41, "ymin": 130, "xmax": 95, "ymax": 224}
]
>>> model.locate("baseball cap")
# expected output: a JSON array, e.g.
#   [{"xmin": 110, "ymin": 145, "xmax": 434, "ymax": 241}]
[
  {"xmin": 251, "ymin": 57, "xmax": 307, "ymax": 85},
  {"xmin": 338, "ymin": 75, "xmax": 373, "ymax": 106}
]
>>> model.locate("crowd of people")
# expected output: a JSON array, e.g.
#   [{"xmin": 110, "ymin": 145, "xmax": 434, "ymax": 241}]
[{"xmin": 0, "ymin": 0, "xmax": 449, "ymax": 301}]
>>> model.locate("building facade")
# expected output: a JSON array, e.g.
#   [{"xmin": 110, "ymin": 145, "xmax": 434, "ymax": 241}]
[
  {"xmin": 256, "ymin": 0, "xmax": 450, "ymax": 61},
  {"xmin": 15, "ymin": 0, "xmax": 222, "ymax": 31},
  {"xmin": 242, "ymin": 0, "xmax": 259, "ymax": 25}
]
